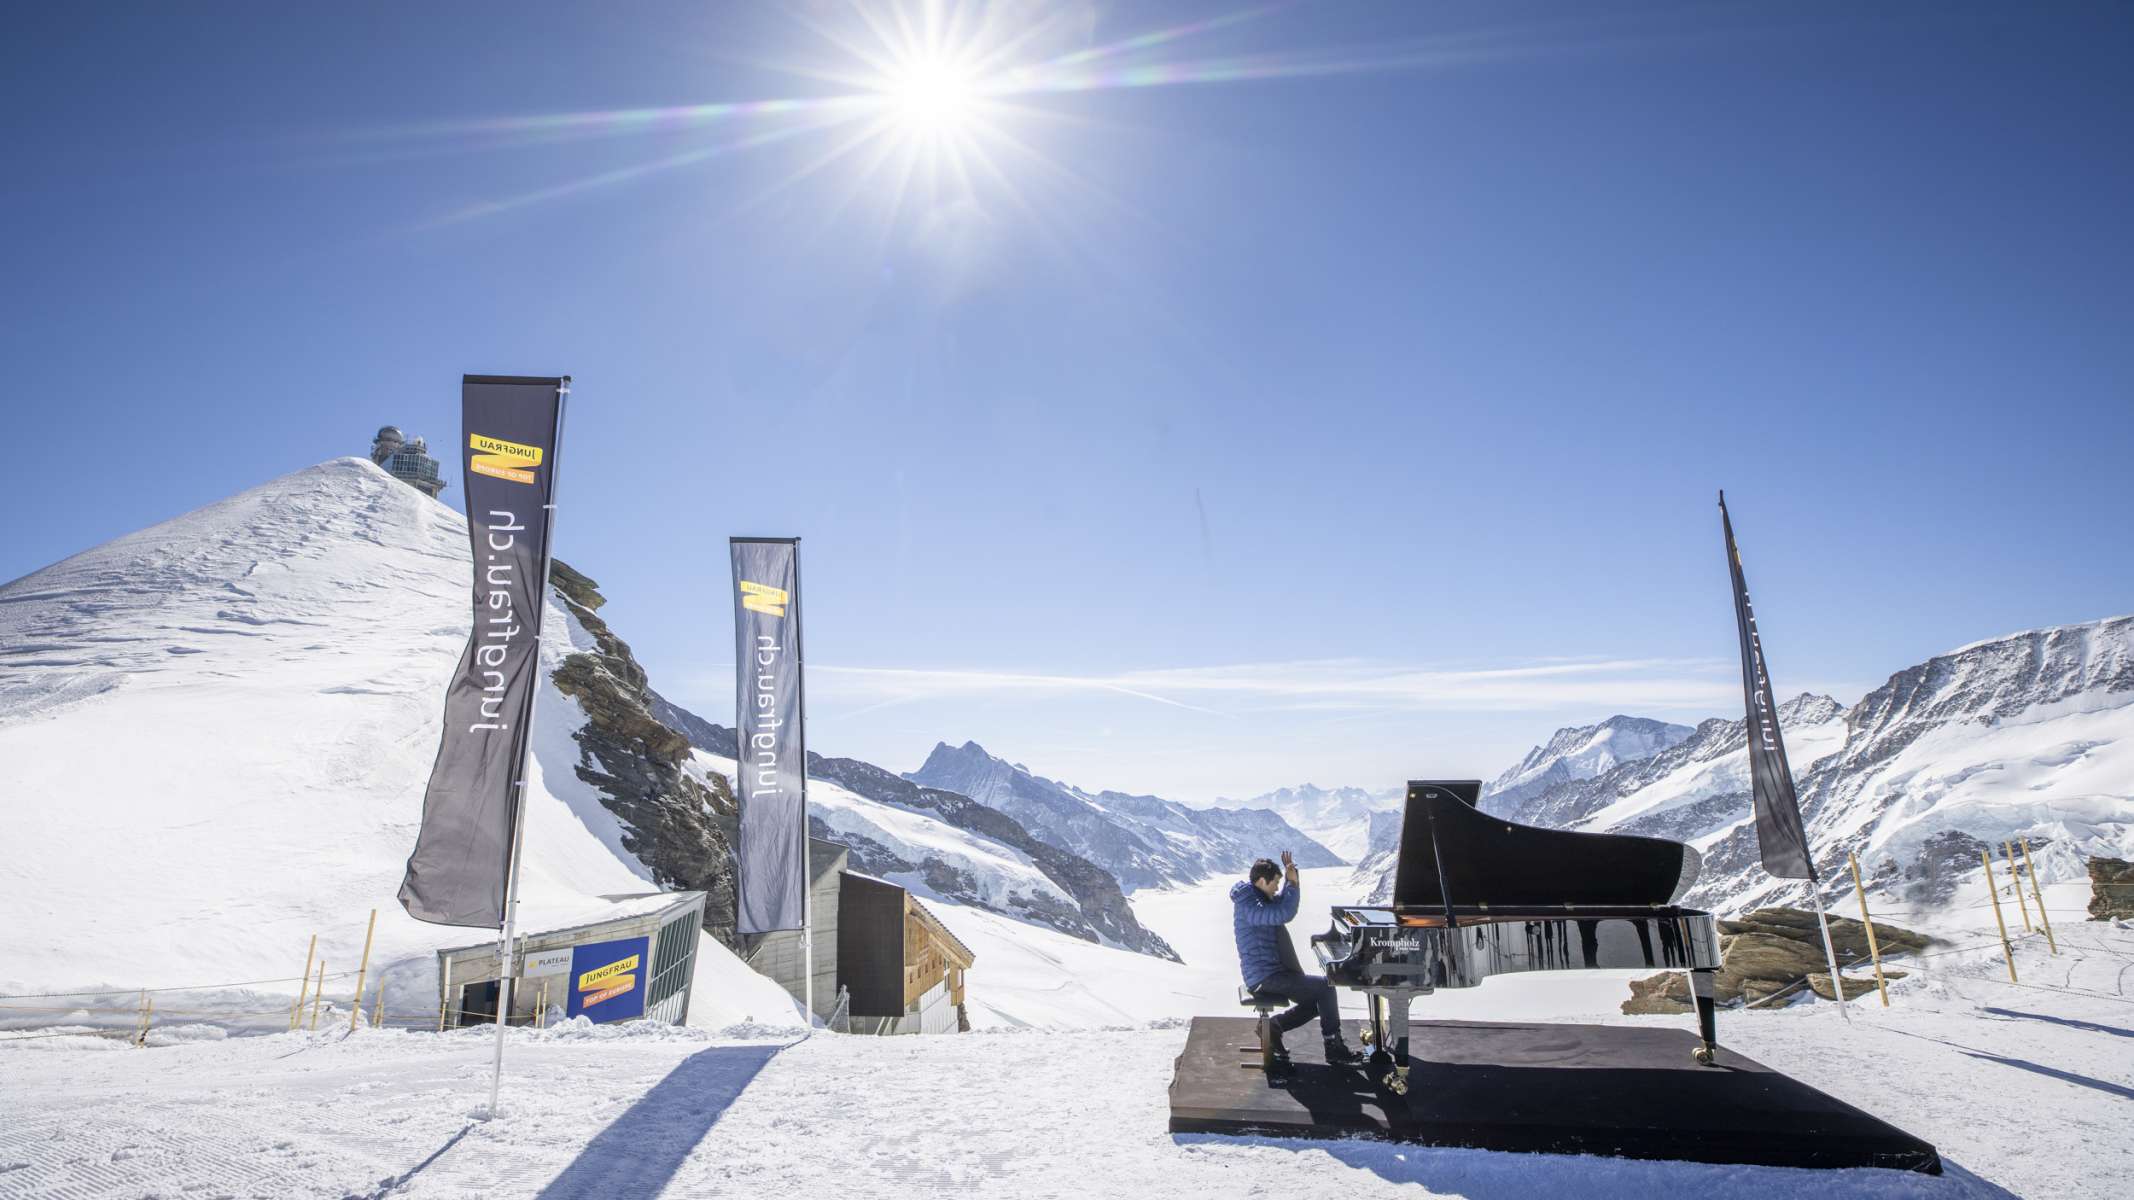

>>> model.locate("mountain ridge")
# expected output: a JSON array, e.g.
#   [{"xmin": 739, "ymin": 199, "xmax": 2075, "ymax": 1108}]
[{"xmin": 907, "ymin": 739, "xmax": 1342, "ymax": 889}]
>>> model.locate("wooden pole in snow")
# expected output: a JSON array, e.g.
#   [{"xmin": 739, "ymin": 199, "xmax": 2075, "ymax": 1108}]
[
  {"xmin": 2004, "ymin": 842, "xmax": 2033, "ymax": 932},
  {"xmin": 290, "ymin": 934, "xmax": 316, "ymax": 1031},
  {"xmin": 1982, "ymin": 851, "xmax": 2017, "ymax": 983},
  {"xmin": 438, "ymin": 959, "xmax": 452, "ymax": 1033},
  {"xmin": 350, "ymin": 909, "xmax": 378, "ymax": 1032},
  {"xmin": 2021, "ymin": 838, "xmax": 2057, "ymax": 954},
  {"xmin": 1847, "ymin": 852, "xmax": 1889, "ymax": 1007},
  {"xmin": 373, "ymin": 987, "xmax": 386, "ymax": 1029},
  {"xmin": 310, "ymin": 961, "xmax": 327, "ymax": 1030}
]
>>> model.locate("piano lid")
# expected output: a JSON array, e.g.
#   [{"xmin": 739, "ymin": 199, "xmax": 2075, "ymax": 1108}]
[{"xmin": 1391, "ymin": 779, "xmax": 1702, "ymax": 911}]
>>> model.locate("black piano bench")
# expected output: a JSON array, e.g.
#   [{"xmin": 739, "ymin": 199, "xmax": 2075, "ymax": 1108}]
[{"xmin": 1239, "ymin": 986, "xmax": 1287, "ymax": 1078}]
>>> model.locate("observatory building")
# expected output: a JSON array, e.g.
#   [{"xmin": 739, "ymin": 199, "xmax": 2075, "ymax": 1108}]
[{"xmin": 369, "ymin": 425, "xmax": 446, "ymax": 497}]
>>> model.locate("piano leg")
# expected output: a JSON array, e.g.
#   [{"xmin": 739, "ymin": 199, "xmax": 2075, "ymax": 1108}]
[
  {"xmin": 1361, "ymin": 990, "xmax": 1412, "ymax": 1095},
  {"xmin": 1385, "ymin": 992, "xmax": 1411, "ymax": 1095},
  {"xmin": 1688, "ymin": 968, "xmax": 1719, "ymax": 1066}
]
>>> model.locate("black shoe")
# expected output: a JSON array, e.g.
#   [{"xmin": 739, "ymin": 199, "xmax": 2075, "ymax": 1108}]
[{"xmin": 1323, "ymin": 1036, "xmax": 1362, "ymax": 1066}]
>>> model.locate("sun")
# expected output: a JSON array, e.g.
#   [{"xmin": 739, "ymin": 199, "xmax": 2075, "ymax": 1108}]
[{"xmin": 879, "ymin": 55, "xmax": 980, "ymax": 136}]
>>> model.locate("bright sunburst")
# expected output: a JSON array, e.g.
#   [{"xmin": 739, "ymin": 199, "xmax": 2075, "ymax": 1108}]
[{"xmin": 360, "ymin": 2, "xmax": 1692, "ymax": 233}]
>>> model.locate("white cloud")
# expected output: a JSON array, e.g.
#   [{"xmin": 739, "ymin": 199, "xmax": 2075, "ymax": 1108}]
[{"xmin": 802, "ymin": 655, "xmax": 1745, "ymax": 717}]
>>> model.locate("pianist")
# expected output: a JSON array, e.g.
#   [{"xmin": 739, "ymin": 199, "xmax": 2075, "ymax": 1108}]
[{"xmin": 1231, "ymin": 852, "xmax": 1360, "ymax": 1066}]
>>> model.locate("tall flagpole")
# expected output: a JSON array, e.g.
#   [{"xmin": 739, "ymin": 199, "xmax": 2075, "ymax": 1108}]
[
  {"xmin": 1807, "ymin": 875, "xmax": 1850, "ymax": 1022},
  {"xmin": 487, "ymin": 377, "xmax": 569, "ymax": 1117},
  {"xmin": 793, "ymin": 539, "xmax": 813, "ymax": 1027}
]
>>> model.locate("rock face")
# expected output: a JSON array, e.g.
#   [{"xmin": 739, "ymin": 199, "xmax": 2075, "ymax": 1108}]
[
  {"xmin": 2091, "ymin": 857, "xmax": 2134, "ymax": 920},
  {"xmin": 548, "ymin": 562, "xmax": 740, "ymax": 948},
  {"xmin": 1620, "ymin": 906, "xmax": 1931, "ymax": 1013},
  {"xmin": 647, "ymin": 694, "xmax": 1180, "ymax": 960},
  {"xmin": 908, "ymin": 740, "xmax": 1341, "ymax": 890}
]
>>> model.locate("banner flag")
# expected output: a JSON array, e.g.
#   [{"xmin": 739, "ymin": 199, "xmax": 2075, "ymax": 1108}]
[
  {"xmin": 731, "ymin": 537, "xmax": 807, "ymax": 934},
  {"xmin": 1719, "ymin": 491, "xmax": 1817, "ymax": 881},
  {"xmin": 398, "ymin": 376, "xmax": 568, "ymax": 927}
]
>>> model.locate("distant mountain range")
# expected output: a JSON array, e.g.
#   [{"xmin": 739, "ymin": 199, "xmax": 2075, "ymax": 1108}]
[
  {"xmin": 1356, "ymin": 616, "xmax": 2134, "ymax": 913},
  {"xmin": 906, "ymin": 742, "xmax": 1341, "ymax": 891},
  {"xmin": 1225, "ymin": 783, "xmax": 1403, "ymax": 864}
]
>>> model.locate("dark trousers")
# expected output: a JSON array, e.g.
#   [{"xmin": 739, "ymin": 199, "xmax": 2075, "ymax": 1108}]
[{"xmin": 1253, "ymin": 968, "xmax": 1341, "ymax": 1038}]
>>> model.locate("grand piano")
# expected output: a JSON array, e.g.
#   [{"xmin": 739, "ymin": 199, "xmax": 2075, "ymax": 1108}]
[{"xmin": 1312, "ymin": 780, "xmax": 1722, "ymax": 1095}]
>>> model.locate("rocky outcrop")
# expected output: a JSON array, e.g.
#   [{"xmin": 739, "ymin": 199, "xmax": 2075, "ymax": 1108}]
[
  {"xmin": 645, "ymin": 692, "xmax": 1181, "ymax": 961},
  {"xmin": 1620, "ymin": 906, "xmax": 1931, "ymax": 1013},
  {"xmin": 2091, "ymin": 857, "xmax": 2134, "ymax": 920},
  {"xmin": 548, "ymin": 562, "xmax": 739, "ymax": 948}
]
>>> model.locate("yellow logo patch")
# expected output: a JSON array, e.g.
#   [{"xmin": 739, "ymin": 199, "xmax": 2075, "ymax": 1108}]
[
  {"xmin": 739, "ymin": 581, "xmax": 788, "ymax": 617},
  {"xmin": 469, "ymin": 433, "xmax": 543, "ymax": 484},
  {"xmin": 576, "ymin": 954, "xmax": 640, "ymax": 991}
]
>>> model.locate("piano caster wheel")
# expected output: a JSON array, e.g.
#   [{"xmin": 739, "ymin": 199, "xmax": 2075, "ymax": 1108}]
[
  {"xmin": 1359, "ymin": 1029, "xmax": 1374, "ymax": 1047},
  {"xmin": 1693, "ymin": 1045, "xmax": 1715, "ymax": 1067},
  {"xmin": 1382, "ymin": 1070, "xmax": 1409, "ymax": 1096}
]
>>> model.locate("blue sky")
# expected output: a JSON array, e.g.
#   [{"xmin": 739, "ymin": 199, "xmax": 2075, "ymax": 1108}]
[{"xmin": 3, "ymin": 2, "xmax": 2129, "ymax": 801}]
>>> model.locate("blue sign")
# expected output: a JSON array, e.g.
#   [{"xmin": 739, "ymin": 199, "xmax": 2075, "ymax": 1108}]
[{"xmin": 566, "ymin": 935, "xmax": 650, "ymax": 1023}]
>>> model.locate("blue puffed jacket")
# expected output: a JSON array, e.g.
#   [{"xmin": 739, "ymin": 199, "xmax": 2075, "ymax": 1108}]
[{"xmin": 1231, "ymin": 877, "xmax": 1300, "ymax": 989}]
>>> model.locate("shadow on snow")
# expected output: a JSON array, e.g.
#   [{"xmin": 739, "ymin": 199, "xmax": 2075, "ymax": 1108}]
[{"xmin": 535, "ymin": 1042, "xmax": 786, "ymax": 1200}]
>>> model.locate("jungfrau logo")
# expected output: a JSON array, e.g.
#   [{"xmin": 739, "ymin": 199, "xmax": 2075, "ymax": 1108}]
[
  {"xmin": 739, "ymin": 580, "xmax": 788, "ymax": 616},
  {"xmin": 469, "ymin": 433, "xmax": 543, "ymax": 484}
]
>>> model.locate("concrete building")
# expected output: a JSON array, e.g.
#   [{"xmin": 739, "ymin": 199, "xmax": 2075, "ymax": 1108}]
[
  {"xmin": 369, "ymin": 425, "xmax": 446, "ymax": 498},
  {"xmin": 436, "ymin": 891, "xmax": 705, "ymax": 1028}
]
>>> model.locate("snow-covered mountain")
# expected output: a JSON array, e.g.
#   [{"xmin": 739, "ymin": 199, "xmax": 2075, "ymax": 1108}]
[
  {"xmin": 1228, "ymin": 783, "xmax": 1402, "ymax": 863},
  {"xmin": 907, "ymin": 741, "xmax": 1342, "ymax": 890},
  {"xmin": 0, "ymin": 458, "xmax": 751, "ymax": 1000},
  {"xmin": 1482, "ymin": 714, "xmax": 1695, "ymax": 824},
  {"xmin": 1721, "ymin": 617, "xmax": 2134, "ymax": 911},
  {"xmin": 1498, "ymin": 693, "xmax": 1849, "ymax": 839},
  {"xmin": 1374, "ymin": 616, "xmax": 2134, "ymax": 915}
]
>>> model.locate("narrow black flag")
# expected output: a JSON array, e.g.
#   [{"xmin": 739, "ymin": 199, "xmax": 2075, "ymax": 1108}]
[
  {"xmin": 399, "ymin": 377, "xmax": 568, "ymax": 927},
  {"xmin": 1719, "ymin": 491, "xmax": 1816, "ymax": 881},
  {"xmin": 731, "ymin": 537, "xmax": 807, "ymax": 934}
]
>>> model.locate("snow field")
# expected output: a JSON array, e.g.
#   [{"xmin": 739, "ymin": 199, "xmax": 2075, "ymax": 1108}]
[{"xmin": 8, "ymin": 885, "xmax": 2127, "ymax": 1198}]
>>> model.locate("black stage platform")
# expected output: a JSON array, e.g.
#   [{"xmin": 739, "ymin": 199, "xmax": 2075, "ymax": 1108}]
[{"xmin": 1168, "ymin": 1017, "xmax": 1940, "ymax": 1174}]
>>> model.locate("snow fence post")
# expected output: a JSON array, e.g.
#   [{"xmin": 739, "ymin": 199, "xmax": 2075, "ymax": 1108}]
[
  {"xmin": 2021, "ymin": 838, "xmax": 2056, "ymax": 954},
  {"xmin": 438, "ymin": 958, "xmax": 452, "ymax": 1032},
  {"xmin": 310, "ymin": 961, "xmax": 327, "ymax": 1029},
  {"xmin": 290, "ymin": 933, "xmax": 316, "ymax": 1031},
  {"xmin": 2004, "ymin": 843, "xmax": 2033, "ymax": 933},
  {"xmin": 1847, "ymin": 852, "xmax": 1890, "ymax": 1007},
  {"xmin": 351, "ymin": 908, "xmax": 378, "ymax": 1032},
  {"xmin": 1982, "ymin": 851, "xmax": 2018, "ymax": 983}
]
